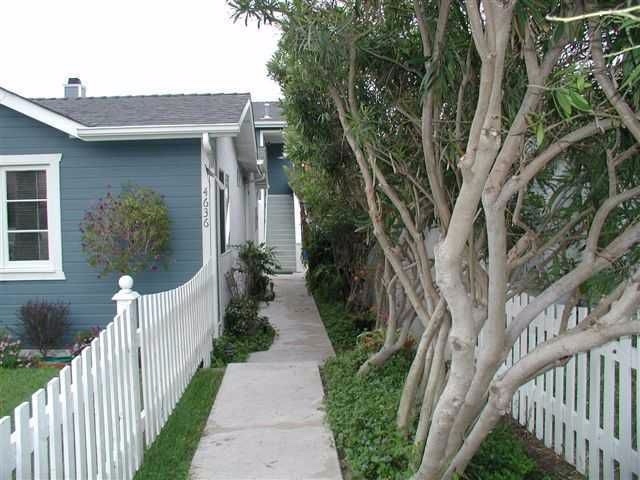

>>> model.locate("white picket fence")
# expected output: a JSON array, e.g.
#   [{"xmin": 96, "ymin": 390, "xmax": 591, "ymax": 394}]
[
  {"xmin": 0, "ymin": 260, "xmax": 217, "ymax": 480},
  {"xmin": 504, "ymin": 294, "xmax": 639, "ymax": 480}
]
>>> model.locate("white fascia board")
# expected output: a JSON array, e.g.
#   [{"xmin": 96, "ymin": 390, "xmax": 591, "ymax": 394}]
[
  {"xmin": 242, "ymin": 99, "xmax": 259, "ymax": 163},
  {"xmin": 238, "ymin": 99, "xmax": 252, "ymax": 126},
  {"xmin": 255, "ymin": 120, "xmax": 286, "ymax": 128},
  {"xmin": 77, "ymin": 123, "xmax": 241, "ymax": 141},
  {"xmin": 0, "ymin": 87, "xmax": 83, "ymax": 137}
]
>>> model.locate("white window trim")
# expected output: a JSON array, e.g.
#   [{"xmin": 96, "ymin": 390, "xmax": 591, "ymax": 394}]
[{"xmin": 0, "ymin": 154, "xmax": 65, "ymax": 281}]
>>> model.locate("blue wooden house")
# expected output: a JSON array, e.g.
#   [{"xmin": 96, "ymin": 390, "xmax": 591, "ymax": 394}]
[{"xmin": 0, "ymin": 78, "xmax": 297, "ymax": 342}]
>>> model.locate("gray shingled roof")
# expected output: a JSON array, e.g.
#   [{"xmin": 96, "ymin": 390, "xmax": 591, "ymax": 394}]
[
  {"xmin": 31, "ymin": 93, "xmax": 251, "ymax": 127},
  {"xmin": 253, "ymin": 101, "xmax": 284, "ymax": 122}
]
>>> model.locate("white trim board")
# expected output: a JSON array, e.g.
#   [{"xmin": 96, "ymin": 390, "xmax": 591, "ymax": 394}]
[
  {"xmin": 255, "ymin": 120, "xmax": 286, "ymax": 128},
  {"xmin": 77, "ymin": 123, "xmax": 241, "ymax": 141},
  {"xmin": 0, "ymin": 88, "xmax": 83, "ymax": 138}
]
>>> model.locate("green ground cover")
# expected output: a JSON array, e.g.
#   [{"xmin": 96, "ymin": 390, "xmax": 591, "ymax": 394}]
[{"xmin": 316, "ymin": 295, "xmax": 553, "ymax": 480}]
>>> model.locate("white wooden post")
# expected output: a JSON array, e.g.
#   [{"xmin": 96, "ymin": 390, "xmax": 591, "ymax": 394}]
[{"xmin": 112, "ymin": 275, "xmax": 144, "ymax": 470}]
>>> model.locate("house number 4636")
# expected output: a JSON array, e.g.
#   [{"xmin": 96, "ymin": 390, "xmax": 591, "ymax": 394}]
[{"xmin": 202, "ymin": 187, "xmax": 210, "ymax": 228}]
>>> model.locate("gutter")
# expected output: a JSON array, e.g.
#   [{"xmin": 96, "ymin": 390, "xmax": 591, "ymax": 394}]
[
  {"xmin": 255, "ymin": 120, "xmax": 286, "ymax": 128},
  {"xmin": 78, "ymin": 123, "xmax": 241, "ymax": 141}
]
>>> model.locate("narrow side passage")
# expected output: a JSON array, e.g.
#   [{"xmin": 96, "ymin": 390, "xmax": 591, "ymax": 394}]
[
  {"xmin": 249, "ymin": 273, "xmax": 335, "ymax": 364},
  {"xmin": 189, "ymin": 275, "xmax": 342, "ymax": 480}
]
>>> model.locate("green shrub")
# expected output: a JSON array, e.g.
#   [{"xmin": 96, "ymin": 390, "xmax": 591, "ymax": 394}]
[
  {"xmin": 211, "ymin": 324, "xmax": 276, "ymax": 367},
  {"xmin": 81, "ymin": 184, "xmax": 171, "ymax": 276},
  {"xmin": 224, "ymin": 297, "xmax": 263, "ymax": 337},
  {"xmin": 315, "ymin": 297, "xmax": 372, "ymax": 353},
  {"xmin": 464, "ymin": 423, "xmax": 552, "ymax": 480},
  {"xmin": 306, "ymin": 263, "xmax": 347, "ymax": 300},
  {"xmin": 213, "ymin": 295, "xmax": 277, "ymax": 367},
  {"xmin": 237, "ymin": 241, "xmax": 279, "ymax": 301}
]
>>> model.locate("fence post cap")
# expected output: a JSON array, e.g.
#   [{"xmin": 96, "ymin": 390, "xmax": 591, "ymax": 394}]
[
  {"xmin": 112, "ymin": 275, "xmax": 140, "ymax": 302},
  {"xmin": 119, "ymin": 275, "xmax": 134, "ymax": 291}
]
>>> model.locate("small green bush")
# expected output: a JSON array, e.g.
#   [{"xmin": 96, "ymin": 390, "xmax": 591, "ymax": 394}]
[
  {"xmin": 315, "ymin": 297, "xmax": 371, "ymax": 353},
  {"xmin": 224, "ymin": 297, "xmax": 262, "ymax": 337},
  {"xmin": 464, "ymin": 424, "xmax": 551, "ymax": 480},
  {"xmin": 211, "ymin": 325, "xmax": 275, "ymax": 367},
  {"xmin": 306, "ymin": 263, "xmax": 347, "ymax": 300},
  {"xmin": 212, "ymin": 295, "xmax": 276, "ymax": 367},
  {"xmin": 81, "ymin": 184, "xmax": 171, "ymax": 276},
  {"xmin": 237, "ymin": 241, "xmax": 279, "ymax": 301}
]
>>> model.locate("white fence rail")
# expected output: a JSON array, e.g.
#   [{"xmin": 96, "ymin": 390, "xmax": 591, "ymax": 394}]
[
  {"xmin": 0, "ymin": 260, "xmax": 216, "ymax": 480},
  {"xmin": 504, "ymin": 294, "xmax": 639, "ymax": 480}
]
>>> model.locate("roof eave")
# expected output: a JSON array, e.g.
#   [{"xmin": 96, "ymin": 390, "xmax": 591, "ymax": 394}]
[
  {"xmin": 0, "ymin": 87, "xmax": 83, "ymax": 137},
  {"xmin": 77, "ymin": 123, "xmax": 242, "ymax": 141},
  {"xmin": 255, "ymin": 120, "xmax": 286, "ymax": 128}
]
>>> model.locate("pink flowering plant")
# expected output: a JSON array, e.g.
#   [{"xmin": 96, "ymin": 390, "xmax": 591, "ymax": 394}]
[
  {"xmin": 0, "ymin": 331, "xmax": 38, "ymax": 368},
  {"xmin": 81, "ymin": 184, "xmax": 171, "ymax": 276}
]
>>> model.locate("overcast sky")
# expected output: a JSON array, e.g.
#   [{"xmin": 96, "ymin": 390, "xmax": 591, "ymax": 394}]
[{"xmin": 0, "ymin": 0, "xmax": 282, "ymax": 101}]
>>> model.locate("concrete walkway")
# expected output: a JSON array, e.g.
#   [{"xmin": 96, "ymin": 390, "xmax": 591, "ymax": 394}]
[{"xmin": 189, "ymin": 274, "xmax": 342, "ymax": 480}]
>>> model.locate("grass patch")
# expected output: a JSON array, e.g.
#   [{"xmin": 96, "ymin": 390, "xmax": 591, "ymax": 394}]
[
  {"xmin": 134, "ymin": 368, "xmax": 224, "ymax": 480},
  {"xmin": 317, "ymin": 294, "xmax": 554, "ymax": 480},
  {"xmin": 211, "ymin": 322, "xmax": 276, "ymax": 367},
  {"xmin": 0, "ymin": 367, "xmax": 60, "ymax": 418}
]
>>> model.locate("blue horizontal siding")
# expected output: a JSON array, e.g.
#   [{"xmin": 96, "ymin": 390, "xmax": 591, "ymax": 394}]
[{"xmin": 0, "ymin": 106, "xmax": 203, "ymax": 344}]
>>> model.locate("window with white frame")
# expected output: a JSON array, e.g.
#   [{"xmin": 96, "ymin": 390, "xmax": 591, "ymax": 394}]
[{"xmin": 0, "ymin": 154, "xmax": 64, "ymax": 280}]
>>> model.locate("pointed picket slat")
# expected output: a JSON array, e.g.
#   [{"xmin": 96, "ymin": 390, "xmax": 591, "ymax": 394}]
[
  {"xmin": 47, "ymin": 376, "xmax": 63, "ymax": 478},
  {"xmin": 14, "ymin": 402, "xmax": 31, "ymax": 479},
  {"xmin": 90, "ymin": 337, "xmax": 106, "ymax": 479},
  {"xmin": 80, "ymin": 347, "xmax": 97, "ymax": 479},
  {"xmin": 99, "ymin": 328, "xmax": 116, "ymax": 480},
  {"xmin": 59, "ymin": 365, "xmax": 76, "ymax": 479},
  {"xmin": 32, "ymin": 388, "xmax": 49, "ymax": 478},
  {"xmin": 139, "ymin": 295, "xmax": 154, "ymax": 447},
  {"xmin": 72, "ymin": 355, "xmax": 87, "ymax": 479},
  {"xmin": 0, "ymin": 417, "xmax": 11, "ymax": 479}
]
